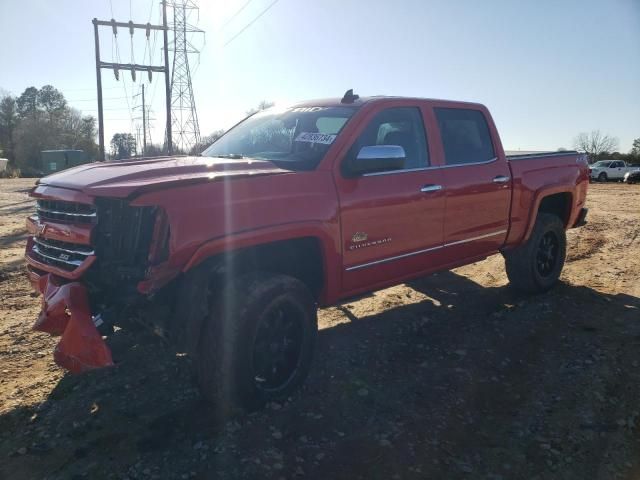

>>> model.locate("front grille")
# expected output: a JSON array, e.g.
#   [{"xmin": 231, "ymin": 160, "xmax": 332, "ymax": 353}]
[
  {"xmin": 31, "ymin": 237, "xmax": 94, "ymax": 271},
  {"xmin": 29, "ymin": 197, "xmax": 155, "ymax": 289},
  {"xmin": 37, "ymin": 199, "xmax": 96, "ymax": 224},
  {"xmin": 94, "ymin": 198, "xmax": 156, "ymax": 271}
]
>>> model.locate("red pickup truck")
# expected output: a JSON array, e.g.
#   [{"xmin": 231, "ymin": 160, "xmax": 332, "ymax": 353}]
[{"xmin": 25, "ymin": 91, "xmax": 589, "ymax": 409}]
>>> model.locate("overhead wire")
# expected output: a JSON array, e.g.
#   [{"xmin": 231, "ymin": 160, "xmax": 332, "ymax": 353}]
[
  {"xmin": 223, "ymin": 0, "xmax": 279, "ymax": 47},
  {"xmin": 221, "ymin": 0, "xmax": 254, "ymax": 29},
  {"xmin": 113, "ymin": 29, "xmax": 135, "ymax": 134},
  {"xmin": 67, "ymin": 96, "xmax": 130, "ymax": 102},
  {"xmin": 147, "ymin": 1, "xmax": 163, "ymax": 146}
]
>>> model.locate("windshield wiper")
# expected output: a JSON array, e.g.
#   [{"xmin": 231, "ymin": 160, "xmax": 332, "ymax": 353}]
[{"xmin": 213, "ymin": 154, "xmax": 244, "ymax": 159}]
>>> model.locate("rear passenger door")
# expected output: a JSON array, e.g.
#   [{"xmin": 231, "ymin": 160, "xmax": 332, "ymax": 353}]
[{"xmin": 434, "ymin": 107, "xmax": 511, "ymax": 261}]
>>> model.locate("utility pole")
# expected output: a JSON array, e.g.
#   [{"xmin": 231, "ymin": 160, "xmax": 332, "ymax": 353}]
[
  {"xmin": 139, "ymin": 84, "xmax": 148, "ymax": 156},
  {"xmin": 92, "ymin": 17, "xmax": 171, "ymax": 160},
  {"xmin": 162, "ymin": 1, "xmax": 173, "ymax": 155},
  {"xmin": 134, "ymin": 83, "xmax": 153, "ymax": 156},
  {"xmin": 92, "ymin": 20, "xmax": 105, "ymax": 161}
]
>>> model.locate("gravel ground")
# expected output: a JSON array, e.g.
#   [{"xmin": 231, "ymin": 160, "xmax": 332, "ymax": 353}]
[{"xmin": 1, "ymin": 178, "xmax": 639, "ymax": 480}]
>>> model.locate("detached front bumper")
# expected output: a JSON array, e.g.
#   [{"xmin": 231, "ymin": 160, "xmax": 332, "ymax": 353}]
[{"xmin": 34, "ymin": 274, "xmax": 114, "ymax": 373}]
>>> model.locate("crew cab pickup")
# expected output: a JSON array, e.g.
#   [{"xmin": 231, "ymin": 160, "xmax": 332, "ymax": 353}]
[
  {"xmin": 25, "ymin": 91, "xmax": 589, "ymax": 408},
  {"xmin": 589, "ymin": 159, "xmax": 635, "ymax": 182}
]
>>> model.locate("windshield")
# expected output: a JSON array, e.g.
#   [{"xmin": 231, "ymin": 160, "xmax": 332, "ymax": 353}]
[
  {"xmin": 202, "ymin": 106, "xmax": 357, "ymax": 170},
  {"xmin": 592, "ymin": 161, "xmax": 611, "ymax": 167}
]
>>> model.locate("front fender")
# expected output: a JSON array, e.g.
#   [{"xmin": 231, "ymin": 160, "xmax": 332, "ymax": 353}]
[{"xmin": 182, "ymin": 221, "xmax": 342, "ymax": 305}]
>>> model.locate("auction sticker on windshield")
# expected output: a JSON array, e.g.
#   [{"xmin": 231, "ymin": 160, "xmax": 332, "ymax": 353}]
[{"xmin": 295, "ymin": 132, "xmax": 337, "ymax": 145}]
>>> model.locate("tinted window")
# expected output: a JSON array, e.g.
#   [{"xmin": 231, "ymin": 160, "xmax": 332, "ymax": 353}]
[
  {"xmin": 435, "ymin": 108, "xmax": 495, "ymax": 165},
  {"xmin": 348, "ymin": 107, "xmax": 429, "ymax": 170}
]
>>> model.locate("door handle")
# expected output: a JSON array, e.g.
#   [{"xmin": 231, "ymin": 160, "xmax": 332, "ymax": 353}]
[
  {"xmin": 420, "ymin": 184, "xmax": 443, "ymax": 193},
  {"xmin": 492, "ymin": 175, "xmax": 510, "ymax": 184}
]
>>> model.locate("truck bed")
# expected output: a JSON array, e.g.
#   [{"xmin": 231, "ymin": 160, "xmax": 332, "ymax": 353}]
[{"xmin": 505, "ymin": 150, "xmax": 589, "ymax": 247}]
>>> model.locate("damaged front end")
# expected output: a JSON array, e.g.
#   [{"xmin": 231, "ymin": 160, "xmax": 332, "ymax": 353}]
[
  {"xmin": 26, "ymin": 191, "xmax": 175, "ymax": 374},
  {"xmin": 35, "ymin": 274, "xmax": 114, "ymax": 373}
]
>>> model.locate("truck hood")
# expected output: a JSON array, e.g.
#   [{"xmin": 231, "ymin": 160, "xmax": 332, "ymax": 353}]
[{"xmin": 37, "ymin": 156, "xmax": 293, "ymax": 198}]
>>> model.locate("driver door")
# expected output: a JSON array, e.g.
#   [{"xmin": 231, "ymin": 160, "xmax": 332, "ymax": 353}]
[{"xmin": 334, "ymin": 105, "xmax": 445, "ymax": 295}]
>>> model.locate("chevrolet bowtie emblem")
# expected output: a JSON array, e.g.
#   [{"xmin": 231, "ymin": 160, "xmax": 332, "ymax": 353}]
[{"xmin": 351, "ymin": 232, "xmax": 368, "ymax": 243}]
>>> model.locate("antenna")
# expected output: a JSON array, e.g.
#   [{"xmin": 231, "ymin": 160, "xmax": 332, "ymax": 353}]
[{"xmin": 341, "ymin": 89, "xmax": 360, "ymax": 104}]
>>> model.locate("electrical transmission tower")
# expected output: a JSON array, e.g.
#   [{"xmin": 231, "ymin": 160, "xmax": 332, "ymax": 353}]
[{"xmin": 166, "ymin": 0, "xmax": 203, "ymax": 153}]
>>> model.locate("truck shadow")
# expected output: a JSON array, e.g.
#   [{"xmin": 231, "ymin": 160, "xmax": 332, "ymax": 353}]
[{"xmin": 2, "ymin": 272, "xmax": 640, "ymax": 479}]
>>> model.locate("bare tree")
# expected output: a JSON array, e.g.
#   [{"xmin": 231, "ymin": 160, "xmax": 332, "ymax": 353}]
[
  {"xmin": 573, "ymin": 130, "xmax": 619, "ymax": 162},
  {"xmin": 189, "ymin": 129, "xmax": 225, "ymax": 155},
  {"xmin": 245, "ymin": 100, "xmax": 275, "ymax": 116}
]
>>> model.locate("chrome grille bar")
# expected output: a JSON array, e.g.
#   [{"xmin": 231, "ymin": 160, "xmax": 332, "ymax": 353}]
[
  {"xmin": 36, "ymin": 206, "xmax": 97, "ymax": 218},
  {"xmin": 31, "ymin": 245, "xmax": 83, "ymax": 267},
  {"xmin": 32, "ymin": 237, "xmax": 94, "ymax": 256}
]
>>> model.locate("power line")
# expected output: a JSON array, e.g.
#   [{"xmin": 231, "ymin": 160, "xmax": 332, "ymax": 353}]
[
  {"xmin": 112, "ymin": 29, "xmax": 135, "ymax": 132},
  {"xmin": 223, "ymin": 0, "xmax": 279, "ymax": 47},
  {"xmin": 67, "ymin": 96, "xmax": 130, "ymax": 102},
  {"xmin": 62, "ymin": 86, "xmax": 121, "ymax": 92},
  {"xmin": 79, "ymin": 107, "xmax": 135, "ymax": 111},
  {"xmin": 222, "ymin": 0, "xmax": 253, "ymax": 28},
  {"xmin": 92, "ymin": 8, "xmax": 173, "ymax": 159}
]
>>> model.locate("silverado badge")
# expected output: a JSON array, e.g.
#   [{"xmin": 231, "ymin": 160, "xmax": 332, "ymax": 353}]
[{"xmin": 351, "ymin": 232, "xmax": 368, "ymax": 243}]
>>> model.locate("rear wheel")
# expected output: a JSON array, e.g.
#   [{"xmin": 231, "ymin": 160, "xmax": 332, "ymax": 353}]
[
  {"xmin": 598, "ymin": 172, "xmax": 607, "ymax": 182},
  {"xmin": 196, "ymin": 272, "xmax": 317, "ymax": 411},
  {"xmin": 503, "ymin": 213, "xmax": 566, "ymax": 294}
]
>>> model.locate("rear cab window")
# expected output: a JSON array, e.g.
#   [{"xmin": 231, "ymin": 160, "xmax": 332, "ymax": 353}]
[{"xmin": 435, "ymin": 108, "xmax": 495, "ymax": 166}]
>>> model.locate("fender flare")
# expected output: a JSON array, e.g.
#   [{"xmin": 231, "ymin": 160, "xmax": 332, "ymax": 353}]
[
  {"xmin": 521, "ymin": 185, "xmax": 574, "ymax": 243},
  {"xmin": 182, "ymin": 221, "xmax": 342, "ymax": 305}
]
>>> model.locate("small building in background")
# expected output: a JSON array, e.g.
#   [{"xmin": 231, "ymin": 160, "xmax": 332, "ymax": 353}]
[{"xmin": 40, "ymin": 150, "xmax": 90, "ymax": 175}]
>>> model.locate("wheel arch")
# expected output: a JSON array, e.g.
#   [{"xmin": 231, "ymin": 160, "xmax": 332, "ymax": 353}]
[
  {"xmin": 522, "ymin": 189, "xmax": 574, "ymax": 243},
  {"xmin": 173, "ymin": 228, "xmax": 333, "ymax": 359},
  {"xmin": 182, "ymin": 222, "xmax": 340, "ymax": 304}
]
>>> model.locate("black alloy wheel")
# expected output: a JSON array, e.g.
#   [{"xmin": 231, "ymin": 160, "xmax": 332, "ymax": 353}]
[
  {"xmin": 536, "ymin": 231, "xmax": 559, "ymax": 277},
  {"xmin": 252, "ymin": 300, "xmax": 305, "ymax": 392}
]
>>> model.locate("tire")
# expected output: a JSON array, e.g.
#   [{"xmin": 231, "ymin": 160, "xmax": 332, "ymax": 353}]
[
  {"xmin": 503, "ymin": 213, "xmax": 566, "ymax": 294},
  {"xmin": 196, "ymin": 272, "xmax": 317, "ymax": 411},
  {"xmin": 598, "ymin": 172, "xmax": 607, "ymax": 182}
]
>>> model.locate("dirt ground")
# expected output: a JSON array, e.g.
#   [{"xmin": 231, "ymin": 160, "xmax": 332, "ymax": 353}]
[{"xmin": 0, "ymin": 178, "xmax": 639, "ymax": 480}]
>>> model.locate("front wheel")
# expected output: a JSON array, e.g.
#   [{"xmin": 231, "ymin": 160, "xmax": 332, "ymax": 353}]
[
  {"xmin": 598, "ymin": 172, "xmax": 607, "ymax": 182},
  {"xmin": 196, "ymin": 273, "xmax": 317, "ymax": 411},
  {"xmin": 503, "ymin": 213, "xmax": 566, "ymax": 294}
]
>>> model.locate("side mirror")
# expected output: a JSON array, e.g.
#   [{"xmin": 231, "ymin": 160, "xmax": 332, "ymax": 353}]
[{"xmin": 349, "ymin": 145, "xmax": 406, "ymax": 175}]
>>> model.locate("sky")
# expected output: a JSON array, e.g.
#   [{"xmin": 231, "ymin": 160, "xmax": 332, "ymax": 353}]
[{"xmin": 0, "ymin": 0, "xmax": 639, "ymax": 153}]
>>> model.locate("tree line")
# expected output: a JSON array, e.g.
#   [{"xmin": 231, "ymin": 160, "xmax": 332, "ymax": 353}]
[
  {"xmin": 572, "ymin": 130, "xmax": 639, "ymax": 165},
  {"xmin": 0, "ymin": 86, "xmax": 98, "ymax": 174}
]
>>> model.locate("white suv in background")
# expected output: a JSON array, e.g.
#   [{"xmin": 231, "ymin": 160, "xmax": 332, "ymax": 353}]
[{"xmin": 589, "ymin": 160, "xmax": 634, "ymax": 182}]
